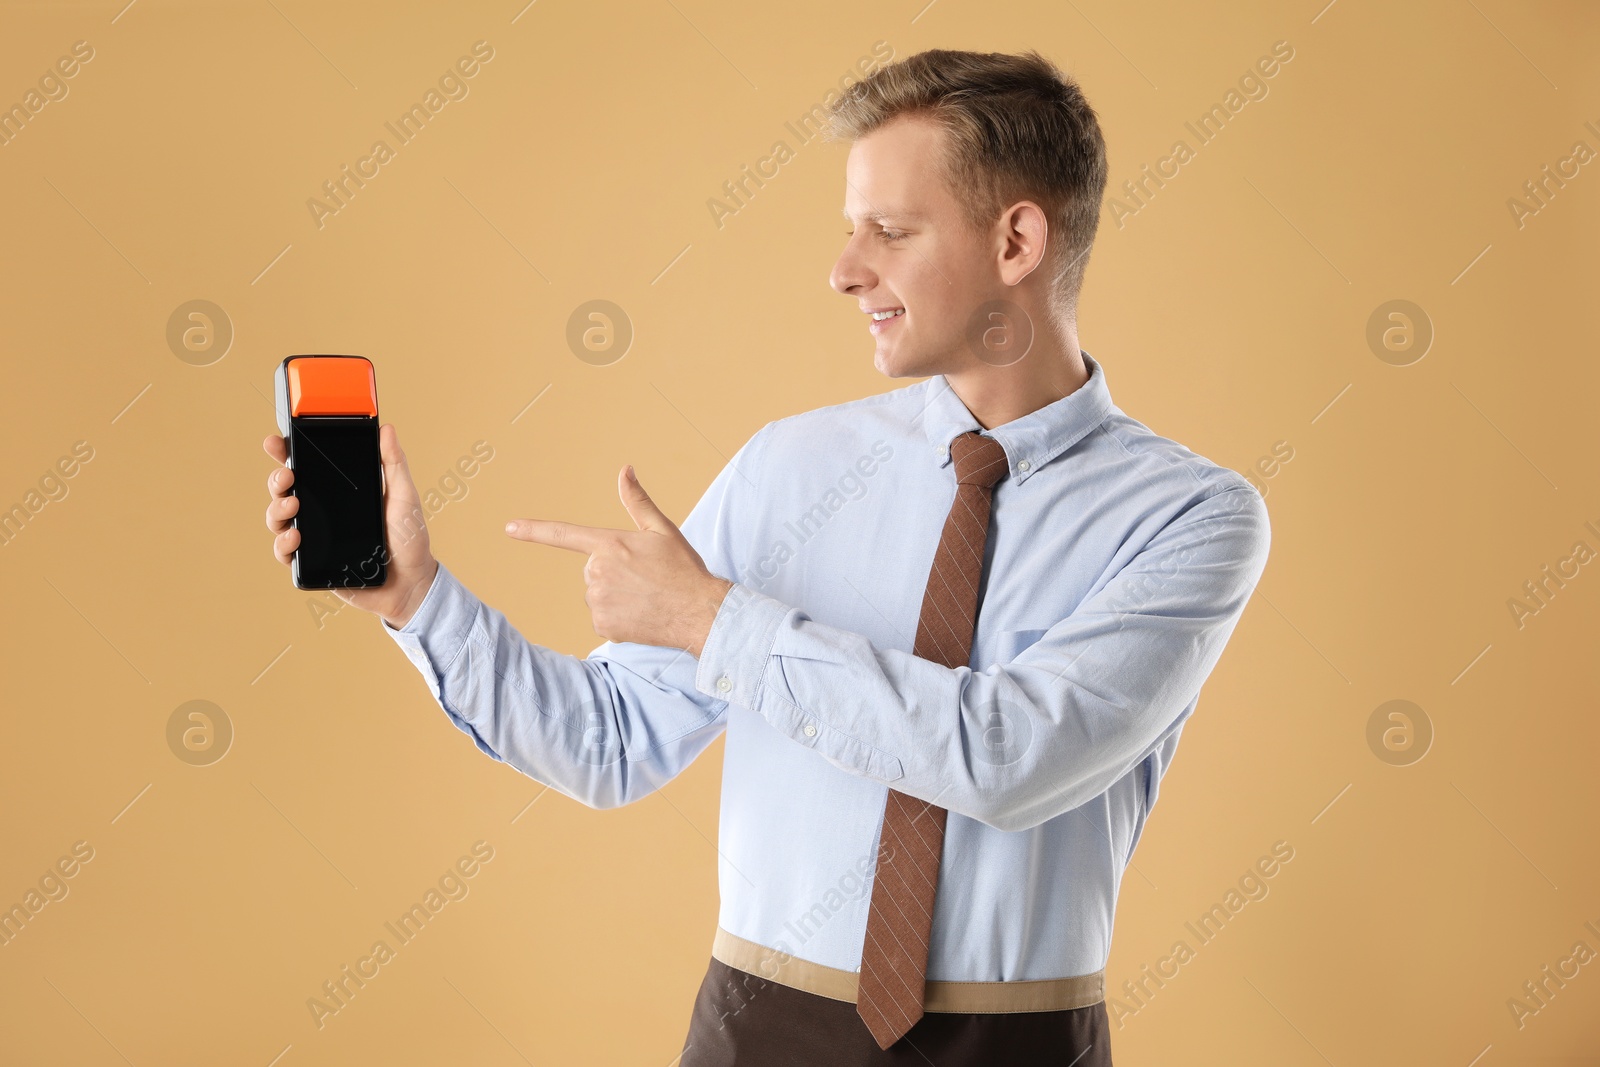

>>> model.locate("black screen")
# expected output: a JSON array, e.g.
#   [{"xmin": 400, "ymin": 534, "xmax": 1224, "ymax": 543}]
[{"xmin": 289, "ymin": 416, "xmax": 386, "ymax": 589}]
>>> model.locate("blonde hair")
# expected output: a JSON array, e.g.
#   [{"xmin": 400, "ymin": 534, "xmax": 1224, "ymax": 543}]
[{"xmin": 827, "ymin": 49, "xmax": 1107, "ymax": 318}]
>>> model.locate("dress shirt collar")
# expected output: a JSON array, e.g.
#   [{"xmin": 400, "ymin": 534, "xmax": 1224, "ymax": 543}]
[{"xmin": 920, "ymin": 349, "xmax": 1113, "ymax": 486}]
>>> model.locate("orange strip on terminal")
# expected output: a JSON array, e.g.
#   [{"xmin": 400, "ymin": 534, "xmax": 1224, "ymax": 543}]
[{"xmin": 289, "ymin": 357, "xmax": 377, "ymax": 417}]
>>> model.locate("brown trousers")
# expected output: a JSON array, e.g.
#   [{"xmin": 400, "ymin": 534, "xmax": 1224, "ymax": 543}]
[{"xmin": 679, "ymin": 957, "xmax": 1113, "ymax": 1067}]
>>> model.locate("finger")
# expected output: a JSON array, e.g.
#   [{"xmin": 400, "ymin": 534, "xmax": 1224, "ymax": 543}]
[
  {"xmin": 264, "ymin": 492, "xmax": 300, "ymax": 534},
  {"xmin": 378, "ymin": 423, "xmax": 410, "ymax": 492},
  {"xmin": 504, "ymin": 518, "xmax": 611, "ymax": 553},
  {"xmin": 273, "ymin": 527, "xmax": 301, "ymax": 565},
  {"xmin": 263, "ymin": 433, "xmax": 287, "ymax": 464},
  {"xmin": 378, "ymin": 423, "xmax": 428, "ymax": 512},
  {"xmin": 373, "ymin": 424, "xmax": 436, "ymax": 562},
  {"xmin": 267, "ymin": 465, "xmax": 294, "ymax": 498},
  {"xmin": 617, "ymin": 465, "xmax": 676, "ymax": 534}
]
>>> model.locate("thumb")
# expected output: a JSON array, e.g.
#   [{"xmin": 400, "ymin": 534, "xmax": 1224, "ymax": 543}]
[
  {"xmin": 379, "ymin": 424, "xmax": 432, "ymax": 559},
  {"xmin": 378, "ymin": 423, "xmax": 426, "ymax": 521},
  {"xmin": 379, "ymin": 425, "xmax": 417, "ymax": 499},
  {"xmin": 618, "ymin": 465, "xmax": 675, "ymax": 534}
]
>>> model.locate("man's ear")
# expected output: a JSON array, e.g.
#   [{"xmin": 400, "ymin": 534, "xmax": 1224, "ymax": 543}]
[{"xmin": 997, "ymin": 200, "xmax": 1049, "ymax": 287}]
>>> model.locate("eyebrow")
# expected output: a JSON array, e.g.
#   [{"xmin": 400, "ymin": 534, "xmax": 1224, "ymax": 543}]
[{"xmin": 841, "ymin": 208, "xmax": 925, "ymax": 223}]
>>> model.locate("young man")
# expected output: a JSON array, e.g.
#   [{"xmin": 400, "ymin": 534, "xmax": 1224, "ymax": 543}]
[{"xmin": 263, "ymin": 48, "xmax": 1270, "ymax": 1066}]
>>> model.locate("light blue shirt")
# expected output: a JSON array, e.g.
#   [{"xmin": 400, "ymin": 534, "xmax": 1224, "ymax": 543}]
[{"xmin": 384, "ymin": 350, "xmax": 1271, "ymax": 983}]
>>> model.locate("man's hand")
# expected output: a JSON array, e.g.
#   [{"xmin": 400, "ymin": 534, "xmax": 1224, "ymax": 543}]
[
  {"xmin": 505, "ymin": 465, "xmax": 733, "ymax": 657},
  {"xmin": 263, "ymin": 423, "xmax": 440, "ymax": 628}
]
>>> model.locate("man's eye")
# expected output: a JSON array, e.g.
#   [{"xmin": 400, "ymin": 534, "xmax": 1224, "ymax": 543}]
[{"xmin": 879, "ymin": 230, "xmax": 906, "ymax": 241}]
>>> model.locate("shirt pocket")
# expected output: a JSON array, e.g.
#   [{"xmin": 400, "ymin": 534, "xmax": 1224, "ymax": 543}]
[{"xmin": 994, "ymin": 626, "xmax": 1051, "ymax": 663}]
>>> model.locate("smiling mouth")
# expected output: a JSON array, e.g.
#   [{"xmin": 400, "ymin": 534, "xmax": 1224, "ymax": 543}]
[{"xmin": 867, "ymin": 307, "xmax": 905, "ymax": 334}]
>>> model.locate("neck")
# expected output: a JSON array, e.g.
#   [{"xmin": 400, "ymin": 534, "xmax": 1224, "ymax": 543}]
[{"xmin": 943, "ymin": 317, "xmax": 1087, "ymax": 430}]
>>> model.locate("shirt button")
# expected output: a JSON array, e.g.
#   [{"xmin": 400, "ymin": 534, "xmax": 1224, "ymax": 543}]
[
  {"xmin": 716, "ymin": 675, "xmax": 732, "ymax": 693},
  {"xmin": 936, "ymin": 445, "xmax": 948, "ymax": 457},
  {"xmin": 803, "ymin": 723, "xmax": 817, "ymax": 737},
  {"xmin": 1017, "ymin": 459, "xmax": 1032, "ymax": 472}
]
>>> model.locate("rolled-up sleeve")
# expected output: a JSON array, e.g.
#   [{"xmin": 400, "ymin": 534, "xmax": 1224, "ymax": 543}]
[
  {"xmin": 692, "ymin": 484, "xmax": 1272, "ymax": 832},
  {"xmin": 382, "ymin": 427, "xmax": 769, "ymax": 809}
]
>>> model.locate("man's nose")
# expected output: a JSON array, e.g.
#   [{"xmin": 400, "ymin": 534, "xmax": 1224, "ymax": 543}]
[{"xmin": 830, "ymin": 237, "xmax": 873, "ymax": 296}]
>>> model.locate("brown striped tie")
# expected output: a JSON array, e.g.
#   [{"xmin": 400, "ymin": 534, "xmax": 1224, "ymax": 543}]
[{"xmin": 856, "ymin": 429, "xmax": 1010, "ymax": 1050}]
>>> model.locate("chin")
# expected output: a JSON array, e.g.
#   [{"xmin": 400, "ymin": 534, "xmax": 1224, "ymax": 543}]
[
  {"xmin": 875, "ymin": 342, "xmax": 953, "ymax": 380},
  {"xmin": 875, "ymin": 351, "xmax": 919, "ymax": 379}
]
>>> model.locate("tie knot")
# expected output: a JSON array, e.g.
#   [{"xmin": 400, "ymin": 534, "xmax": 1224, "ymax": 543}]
[{"xmin": 950, "ymin": 431, "xmax": 1009, "ymax": 488}]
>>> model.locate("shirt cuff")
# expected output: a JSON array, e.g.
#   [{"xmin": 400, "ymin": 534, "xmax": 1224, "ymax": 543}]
[
  {"xmin": 692, "ymin": 581, "xmax": 906, "ymax": 784},
  {"xmin": 693, "ymin": 581, "xmax": 789, "ymax": 710},
  {"xmin": 380, "ymin": 562, "xmax": 477, "ymax": 693}
]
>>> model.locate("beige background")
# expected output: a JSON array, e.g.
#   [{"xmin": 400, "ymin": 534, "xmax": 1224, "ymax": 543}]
[{"xmin": 2, "ymin": 0, "xmax": 1597, "ymax": 1063}]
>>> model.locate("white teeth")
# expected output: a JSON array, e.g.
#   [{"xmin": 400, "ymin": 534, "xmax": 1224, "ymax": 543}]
[{"xmin": 871, "ymin": 308, "xmax": 905, "ymax": 321}]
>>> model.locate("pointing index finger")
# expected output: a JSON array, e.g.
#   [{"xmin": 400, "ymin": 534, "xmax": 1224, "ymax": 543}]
[{"xmin": 505, "ymin": 518, "xmax": 611, "ymax": 553}]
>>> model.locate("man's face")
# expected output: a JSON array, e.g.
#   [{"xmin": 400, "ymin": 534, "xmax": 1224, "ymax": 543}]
[{"xmin": 830, "ymin": 114, "xmax": 1000, "ymax": 379}]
